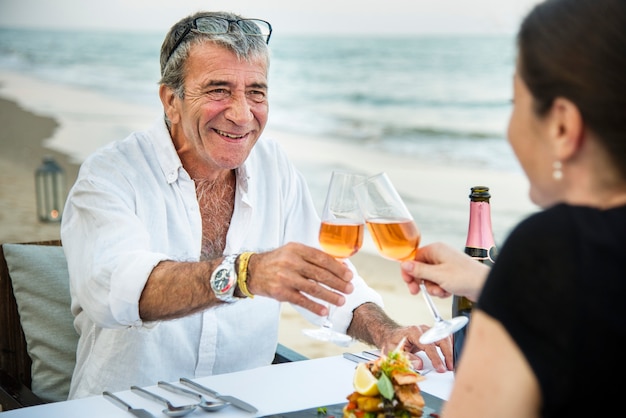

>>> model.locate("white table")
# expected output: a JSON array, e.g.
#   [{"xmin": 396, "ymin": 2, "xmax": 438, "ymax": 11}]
[{"xmin": 0, "ymin": 352, "xmax": 453, "ymax": 418}]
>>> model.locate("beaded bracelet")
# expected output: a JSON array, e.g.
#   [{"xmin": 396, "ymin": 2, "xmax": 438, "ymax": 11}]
[{"xmin": 237, "ymin": 251, "xmax": 255, "ymax": 298}]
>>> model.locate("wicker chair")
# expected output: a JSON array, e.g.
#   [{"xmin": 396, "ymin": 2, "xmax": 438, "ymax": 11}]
[{"xmin": 0, "ymin": 240, "xmax": 63, "ymax": 410}]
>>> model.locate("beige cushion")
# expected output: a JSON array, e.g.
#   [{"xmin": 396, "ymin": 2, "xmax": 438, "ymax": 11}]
[{"xmin": 3, "ymin": 244, "xmax": 77, "ymax": 402}]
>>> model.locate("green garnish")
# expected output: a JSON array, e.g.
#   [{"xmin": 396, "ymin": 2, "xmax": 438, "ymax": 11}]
[
  {"xmin": 380, "ymin": 350, "xmax": 413, "ymax": 377},
  {"xmin": 377, "ymin": 372, "xmax": 394, "ymax": 400},
  {"xmin": 373, "ymin": 339, "xmax": 419, "ymax": 402},
  {"xmin": 317, "ymin": 406, "xmax": 328, "ymax": 415}
]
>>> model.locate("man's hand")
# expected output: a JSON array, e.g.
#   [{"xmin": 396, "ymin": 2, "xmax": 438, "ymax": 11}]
[
  {"xmin": 379, "ymin": 325, "xmax": 453, "ymax": 373},
  {"xmin": 245, "ymin": 242, "xmax": 354, "ymax": 316},
  {"xmin": 348, "ymin": 303, "xmax": 454, "ymax": 373}
]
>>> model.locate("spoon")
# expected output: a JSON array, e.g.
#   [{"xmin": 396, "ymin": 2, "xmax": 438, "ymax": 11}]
[
  {"xmin": 130, "ymin": 385, "xmax": 197, "ymax": 417},
  {"xmin": 158, "ymin": 381, "xmax": 230, "ymax": 412}
]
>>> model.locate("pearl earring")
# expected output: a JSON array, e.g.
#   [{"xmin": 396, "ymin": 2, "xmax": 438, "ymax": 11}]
[{"xmin": 552, "ymin": 161, "xmax": 563, "ymax": 180}]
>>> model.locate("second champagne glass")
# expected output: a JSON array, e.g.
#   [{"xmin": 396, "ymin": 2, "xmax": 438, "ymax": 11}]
[
  {"xmin": 302, "ymin": 170, "xmax": 365, "ymax": 346},
  {"xmin": 353, "ymin": 172, "xmax": 468, "ymax": 344}
]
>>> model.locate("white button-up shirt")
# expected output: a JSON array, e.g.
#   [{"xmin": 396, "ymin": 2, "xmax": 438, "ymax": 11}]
[{"xmin": 61, "ymin": 118, "xmax": 383, "ymax": 399}]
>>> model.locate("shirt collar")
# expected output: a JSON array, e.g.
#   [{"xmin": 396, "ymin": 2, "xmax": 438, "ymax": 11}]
[
  {"xmin": 149, "ymin": 116, "xmax": 253, "ymax": 192},
  {"xmin": 149, "ymin": 117, "xmax": 184, "ymax": 184}
]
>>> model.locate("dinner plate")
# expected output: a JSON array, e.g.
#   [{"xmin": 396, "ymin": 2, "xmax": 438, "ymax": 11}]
[{"xmin": 263, "ymin": 391, "xmax": 445, "ymax": 417}]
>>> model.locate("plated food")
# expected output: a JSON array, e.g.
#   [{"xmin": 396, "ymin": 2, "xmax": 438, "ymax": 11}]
[{"xmin": 343, "ymin": 346, "xmax": 426, "ymax": 417}]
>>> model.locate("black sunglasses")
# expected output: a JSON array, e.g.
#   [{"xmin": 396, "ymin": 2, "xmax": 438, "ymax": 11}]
[{"xmin": 165, "ymin": 16, "xmax": 272, "ymax": 64}]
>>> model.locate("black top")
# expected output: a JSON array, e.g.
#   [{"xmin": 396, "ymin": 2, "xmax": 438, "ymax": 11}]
[{"xmin": 478, "ymin": 203, "xmax": 626, "ymax": 417}]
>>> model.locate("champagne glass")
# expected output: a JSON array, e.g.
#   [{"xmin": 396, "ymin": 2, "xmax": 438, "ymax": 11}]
[
  {"xmin": 353, "ymin": 172, "xmax": 468, "ymax": 344},
  {"xmin": 302, "ymin": 170, "xmax": 365, "ymax": 346}
]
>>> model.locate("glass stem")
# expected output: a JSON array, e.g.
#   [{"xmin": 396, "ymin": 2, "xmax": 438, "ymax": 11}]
[
  {"xmin": 420, "ymin": 281, "xmax": 444, "ymax": 322},
  {"xmin": 321, "ymin": 302, "xmax": 334, "ymax": 330}
]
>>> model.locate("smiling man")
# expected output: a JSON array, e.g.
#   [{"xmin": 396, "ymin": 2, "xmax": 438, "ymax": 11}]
[{"xmin": 61, "ymin": 11, "xmax": 452, "ymax": 399}]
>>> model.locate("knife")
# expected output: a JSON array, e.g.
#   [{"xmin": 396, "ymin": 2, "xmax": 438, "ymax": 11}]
[
  {"xmin": 103, "ymin": 391, "xmax": 156, "ymax": 418},
  {"xmin": 361, "ymin": 350, "xmax": 381, "ymax": 360},
  {"xmin": 342, "ymin": 352, "xmax": 370, "ymax": 363},
  {"xmin": 179, "ymin": 377, "xmax": 258, "ymax": 413}
]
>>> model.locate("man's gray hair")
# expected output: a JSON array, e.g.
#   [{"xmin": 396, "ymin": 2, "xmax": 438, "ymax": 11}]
[{"xmin": 159, "ymin": 11, "xmax": 270, "ymax": 98}]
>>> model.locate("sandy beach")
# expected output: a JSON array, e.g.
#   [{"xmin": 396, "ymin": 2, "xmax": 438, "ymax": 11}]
[
  {"xmin": 0, "ymin": 70, "xmax": 537, "ymax": 360},
  {"xmin": 0, "ymin": 96, "xmax": 80, "ymax": 243}
]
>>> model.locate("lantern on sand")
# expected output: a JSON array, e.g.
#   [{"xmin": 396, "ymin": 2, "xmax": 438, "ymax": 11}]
[{"xmin": 35, "ymin": 156, "xmax": 65, "ymax": 222}]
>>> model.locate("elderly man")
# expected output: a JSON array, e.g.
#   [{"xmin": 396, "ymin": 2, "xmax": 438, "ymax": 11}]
[{"xmin": 61, "ymin": 11, "xmax": 452, "ymax": 399}]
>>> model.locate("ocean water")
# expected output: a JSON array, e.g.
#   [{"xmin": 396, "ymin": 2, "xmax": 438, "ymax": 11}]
[{"xmin": 0, "ymin": 27, "xmax": 520, "ymax": 174}]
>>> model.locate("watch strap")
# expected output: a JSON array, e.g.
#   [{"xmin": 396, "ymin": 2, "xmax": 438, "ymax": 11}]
[{"xmin": 237, "ymin": 252, "xmax": 255, "ymax": 298}]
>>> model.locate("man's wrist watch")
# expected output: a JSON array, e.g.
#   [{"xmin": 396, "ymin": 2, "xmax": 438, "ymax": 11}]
[{"xmin": 210, "ymin": 254, "xmax": 240, "ymax": 303}]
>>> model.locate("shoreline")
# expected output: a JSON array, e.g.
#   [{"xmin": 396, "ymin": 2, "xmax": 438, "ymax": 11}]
[{"xmin": 0, "ymin": 70, "xmax": 538, "ymax": 359}]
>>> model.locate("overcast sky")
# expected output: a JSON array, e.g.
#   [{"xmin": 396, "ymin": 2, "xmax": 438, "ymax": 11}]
[{"xmin": 0, "ymin": 0, "xmax": 542, "ymax": 35}]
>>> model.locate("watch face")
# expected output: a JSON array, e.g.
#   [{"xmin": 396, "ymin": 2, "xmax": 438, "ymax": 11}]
[
  {"xmin": 213, "ymin": 268, "xmax": 233, "ymax": 293},
  {"xmin": 211, "ymin": 255, "xmax": 238, "ymax": 302}
]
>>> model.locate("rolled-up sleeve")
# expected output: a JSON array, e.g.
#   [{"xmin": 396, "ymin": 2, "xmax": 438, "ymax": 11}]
[{"xmin": 61, "ymin": 122, "xmax": 199, "ymax": 329}]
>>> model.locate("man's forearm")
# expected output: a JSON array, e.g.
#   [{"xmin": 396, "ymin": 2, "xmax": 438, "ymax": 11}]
[
  {"xmin": 347, "ymin": 302, "xmax": 400, "ymax": 347},
  {"xmin": 139, "ymin": 259, "xmax": 220, "ymax": 321}
]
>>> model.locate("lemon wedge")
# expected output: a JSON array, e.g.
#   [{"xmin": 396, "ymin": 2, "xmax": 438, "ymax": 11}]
[{"xmin": 353, "ymin": 362, "xmax": 380, "ymax": 396}]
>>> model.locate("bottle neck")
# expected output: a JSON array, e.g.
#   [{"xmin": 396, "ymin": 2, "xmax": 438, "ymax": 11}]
[{"xmin": 465, "ymin": 200, "xmax": 496, "ymax": 251}]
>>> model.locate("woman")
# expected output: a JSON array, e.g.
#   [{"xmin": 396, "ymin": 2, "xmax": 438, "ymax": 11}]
[{"xmin": 401, "ymin": 0, "xmax": 626, "ymax": 416}]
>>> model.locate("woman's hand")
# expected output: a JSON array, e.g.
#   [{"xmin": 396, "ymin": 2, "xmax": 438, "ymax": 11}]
[{"xmin": 400, "ymin": 242, "xmax": 490, "ymax": 302}]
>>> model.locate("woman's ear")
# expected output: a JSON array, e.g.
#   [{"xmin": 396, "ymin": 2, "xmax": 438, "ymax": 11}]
[
  {"xmin": 159, "ymin": 84, "xmax": 180, "ymax": 124},
  {"xmin": 549, "ymin": 97, "xmax": 584, "ymax": 161}
]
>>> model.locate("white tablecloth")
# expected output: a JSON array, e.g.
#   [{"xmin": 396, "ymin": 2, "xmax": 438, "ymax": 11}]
[{"xmin": 0, "ymin": 352, "xmax": 453, "ymax": 418}]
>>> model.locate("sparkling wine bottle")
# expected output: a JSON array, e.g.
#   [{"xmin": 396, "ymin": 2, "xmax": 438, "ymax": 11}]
[{"xmin": 452, "ymin": 186, "xmax": 498, "ymax": 368}]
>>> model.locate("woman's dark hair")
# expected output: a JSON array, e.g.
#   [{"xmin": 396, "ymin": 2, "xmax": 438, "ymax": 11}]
[{"xmin": 517, "ymin": 0, "xmax": 626, "ymax": 178}]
